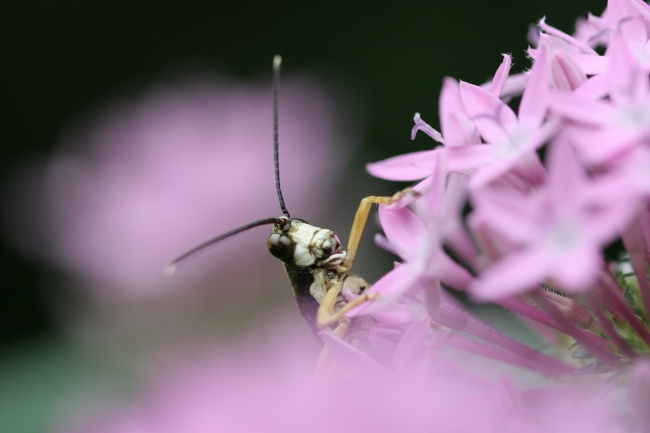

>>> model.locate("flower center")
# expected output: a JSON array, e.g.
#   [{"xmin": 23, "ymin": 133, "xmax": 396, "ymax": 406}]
[
  {"xmin": 545, "ymin": 218, "xmax": 582, "ymax": 255},
  {"xmin": 618, "ymin": 101, "xmax": 650, "ymax": 131},
  {"xmin": 496, "ymin": 126, "xmax": 530, "ymax": 159}
]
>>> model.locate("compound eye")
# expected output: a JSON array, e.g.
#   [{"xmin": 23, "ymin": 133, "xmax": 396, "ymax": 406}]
[{"xmin": 267, "ymin": 233, "xmax": 295, "ymax": 260}]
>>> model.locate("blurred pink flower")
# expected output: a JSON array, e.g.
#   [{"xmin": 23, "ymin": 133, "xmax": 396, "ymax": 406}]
[
  {"xmin": 550, "ymin": 32, "xmax": 650, "ymax": 165},
  {"xmin": 8, "ymin": 73, "xmax": 352, "ymax": 300},
  {"xmin": 55, "ymin": 320, "xmax": 629, "ymax": 433}
]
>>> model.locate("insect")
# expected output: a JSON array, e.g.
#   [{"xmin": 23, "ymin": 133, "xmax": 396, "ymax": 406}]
[{"xmin": 166, "ymin": 56, "xmax": 400, "ymax": 341}]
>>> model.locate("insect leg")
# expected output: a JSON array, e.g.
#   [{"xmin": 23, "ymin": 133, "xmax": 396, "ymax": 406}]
[
  {"xmin": 317, "ymin": 293, "xmax": 378, "ymax": 329},
  {"xmin": 342, "ymin": 189, "xmax": 417, "ymax": 272},
  {"xmin": 316, "ymin": 275, "xmax": 377, "ymax": 329},
  {"xmin": 340, "ymin": 196, "xmax": 393, "ymax": 273},
  {"xmin": 317, "ymin": 189, "xmax": 419, "ymax": 330},
  {"xmin": 316, "ymin": 279, "xmax": 343, "ymax": 329}
]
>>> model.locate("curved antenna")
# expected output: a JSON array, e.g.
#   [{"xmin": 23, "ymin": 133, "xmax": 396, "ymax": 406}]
[
  {"xmin": 165, "ymin": 217, "xmax": 279, "ymax": 274},
  {"xmin": 273, "ymin": 55, "xmax": 290, "ymax": 218}
]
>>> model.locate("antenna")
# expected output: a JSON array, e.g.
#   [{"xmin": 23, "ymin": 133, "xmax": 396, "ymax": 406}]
[
  {"xmin": 165, "ymin": 56, "xmax": 291, "ymax": 274},
  {"xmin": 273, "ymin": 55, "xmax": 290, "ymax": 218},
  {"xmin": 165, "ymin": 217, "xmax": 279, "ymax": 274}
]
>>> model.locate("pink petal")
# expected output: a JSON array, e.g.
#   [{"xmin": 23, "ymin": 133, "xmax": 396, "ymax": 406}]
[
  {"xmin": 437, "ymin": 254, "xmax": 474, "ymax": 290},
  {"xmin": 606, "ymin": 31, "xmax": 648, "ymax": 105},
  {"xmin": 605, "ymin": 0, "xmax": 646, "ymax": 27},
  {"xmin": 573, "ymin": 73, "xmax": 609, "ymax": 100},
  {"xmin": 366, "ymin": 149, "xmax": 438, "ymax": 181},
  {"xmin": 471, "ymin": 248, "xmax": 549, "ymax": 300},
  {"xmin": 362, "ymin": 297, "xmax": 422, "ymax": 326},
  {"xmin": 443, "ymin": 111, "xmax": 480, "ymax": 148},
  {"xmin": 469, "ymin": 148, "xmax": 545, "ymax": 190},
  {"xmin": 545, "ymin": 137, "xmax": 587, "ymax": 208},
  {"xmin": 629, "ymin": 0, "xmax": 650, "ymax": 21},
  {"xmin": 486, "ymin": 54, "xmax": 512, "ymax": 97},
  {"xmin": 319, "ymin": 331, "xmax": 387, "ymax": 375},
  {"xmin": 552, "ymin": 243, "xmax": 602, "ymax": 292},
  {"xmin": 470, "ymin": 187, "xmax": 541, "ymax": 243},
  {"xmin": 538, "ymin": 17, "xmax": 600, "ymax": 55},
  {"xmin": 519, "ymin": 43, "xmax": 550, "ymax": 131},
  {"xmin": 347, "ymin": 265, "xmax": 420, "ymax": 315},
  {"xmin": 548, "ymin": 93, "xmax": 615, "ymax": 124},
  {"xmin": 444, "ymin": 144, "xmax": 495, "ymax": 171},
  {"xmin": 460, "ymin": 81, "xmax": 518, "ymax": 145},
  {"xmin": 550, "ymin": 50, "xmax": 587, "ymax": 92},
  {"xmin": 439, "ymin": 78, "xmax": 477, "ymax": 147},
  {"xmin": 612, "ymin": 6, "xmax": 649, "ymax": 47},
  {"xmin": 501, "ymin": 73, "xmax": 527, "ymax": 98},
  {"xmin": 562, "ymin": 121, "xmax": 642, "ymax": 164},
  {"xmin": 572, "ymin": 53, "xmax": 609, "ymax": 75},
  {"xmin": 379, "ymin": 205, "xmax": 426, "ymax": 254},
  {"xmin": 391, "ymin": 320, "xmax": 436, "ymax": 376}
]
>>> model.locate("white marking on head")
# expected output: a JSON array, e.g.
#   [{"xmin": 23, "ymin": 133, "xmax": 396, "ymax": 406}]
[{"xmin": 280, "ymin": 219, "xmax": 343, "ymax": 268}]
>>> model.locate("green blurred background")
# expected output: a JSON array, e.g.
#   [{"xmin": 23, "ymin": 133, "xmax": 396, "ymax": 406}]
[{"xmin": 1, "ymin": 1, "xmax": 601, "ymax": 432}]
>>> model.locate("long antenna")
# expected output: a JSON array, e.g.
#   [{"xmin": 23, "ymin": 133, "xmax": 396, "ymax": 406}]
[
  {"xmin": 165, "ymin": 56, "xmax": 291, "ymax": 275},
  {"xmin": 273, "ymin": 55, "xmax": 290, "ymax": 218},
  {"xmin": 165, "ymin": 217, "xmax": 279, "ymax": 274}
]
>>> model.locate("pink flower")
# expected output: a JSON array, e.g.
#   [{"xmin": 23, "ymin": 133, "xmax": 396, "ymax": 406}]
[
  {"xmin": 368, "ymin": 48, "xmax": 555, "ymax": 190},
  {"xmin": 551, "ymin": 31, "xmax": 650, "ymax": 165},
  {"xmin": 55, "ymin": 320, "xmax": 628, "ymax": 433},
  {"xmin": 585, "ymin": 0, "xmax": 650, "ymax": 63},
  {"xmin": 457, "ymin": 47, "xmax": 552, "ymax": 189},
  {"xmin": 470, "ymin": 136, "xmax": 636, "ymax": 298}
]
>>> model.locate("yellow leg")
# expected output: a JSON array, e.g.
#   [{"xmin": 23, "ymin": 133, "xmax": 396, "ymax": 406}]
[
  {"xmin": 342, "ymin": 196, "xmax": 393, "ymax": 272},
  {"xmin": 317, "ymin": 280, "xmax": 343, "ymax": 329},
  {"xmin": 316, "ymin": 188, "xmax": 418, "ymax": 332},
  {"xmin": 342, "ymin": 189, "xmax": 418, "ymax": 272},
  {"xmin": 317, "ymin": 293, "xmax": 378, "ymax": 328},
  {"xmin": 316, "ymin": 276, "xmax": 378, "ymax": 329}
]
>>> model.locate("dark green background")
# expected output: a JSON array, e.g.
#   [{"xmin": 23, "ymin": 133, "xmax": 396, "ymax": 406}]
[{"xmin": 2, "ymin": 1, "xmax": 600, "ymax": 346}]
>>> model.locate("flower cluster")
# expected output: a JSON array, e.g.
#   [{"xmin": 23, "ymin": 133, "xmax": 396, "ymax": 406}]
[{"xmin": 335, "ymin": 0, "xmax": 650, "ymax": 419}]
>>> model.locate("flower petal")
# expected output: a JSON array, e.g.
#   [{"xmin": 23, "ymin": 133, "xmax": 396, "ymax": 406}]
[
  {"xmin": 460, "ymin": 81, "xmax": 518, "ymax": 145},
  {"xmin": 471, "ymin": 247, "xmax": 549, "ymax": 300},
  {"xmin": 366, "ymin": 149, "xmax": 438, "ymax": 181},
  {"xmin": 348, "ymin": 265, "xmax": 420, "ymax": 316},
  {"xmin": 379, "ymin": 205, "xmax": 426, "ymax": 255},
  {"xmin": 486, "ymin": 54, "xmax": 512, "ymax": 97},
  {"xmin": 519, "ymin": 43, "xmax": 550, "ymax": 131},
  {"xmin": 439, "ymin": 78, "xmax": 478, "ymax": 147}
]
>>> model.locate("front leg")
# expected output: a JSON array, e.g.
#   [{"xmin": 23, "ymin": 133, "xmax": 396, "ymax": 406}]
[{"xmin": 342, "ymin": 189, "xmax": 418, "ymax": 273}]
